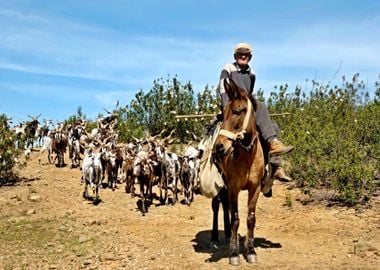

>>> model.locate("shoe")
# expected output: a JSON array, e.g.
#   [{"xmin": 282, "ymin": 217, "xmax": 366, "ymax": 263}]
[
  {"xmin": 269, "ymin": 141, "xmax": 293, "ymax": 156},
  {"xmin": 273, "ymin": 167, "xmax": 292, "ymax": 182}
]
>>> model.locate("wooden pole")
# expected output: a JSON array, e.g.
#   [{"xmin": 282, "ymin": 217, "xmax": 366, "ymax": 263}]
[
  {"xmin": 175, "ymin": 112, "xmax": 290, "ymax": 119},
  {"xmin": 174, "ymin": 114, "xmax": 217, "ymax": 119}
]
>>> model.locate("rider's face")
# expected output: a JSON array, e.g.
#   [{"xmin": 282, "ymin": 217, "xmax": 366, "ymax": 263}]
[{"xmin": 236, "ymin": 53, "xmax": 251, "ymax": 66}]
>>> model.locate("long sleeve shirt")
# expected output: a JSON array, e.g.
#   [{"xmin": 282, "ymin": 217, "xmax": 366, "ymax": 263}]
[{"xmin": 218, "ymin": 62, "xmax": 256, "ymax": 107}]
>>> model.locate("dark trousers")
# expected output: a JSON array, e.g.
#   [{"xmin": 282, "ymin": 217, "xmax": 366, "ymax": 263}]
[{"xmin": 255, "ymin": 101, "xmax": 282, "ymax": 166}]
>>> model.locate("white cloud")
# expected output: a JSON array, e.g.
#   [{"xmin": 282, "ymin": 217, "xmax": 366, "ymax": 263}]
[{"xmin": 0, "ymin": 8, "xmax": 48, "ymax": 23}]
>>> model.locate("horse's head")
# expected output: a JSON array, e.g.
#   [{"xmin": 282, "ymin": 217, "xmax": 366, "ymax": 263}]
[{"xmin": 213, "ymin": 79, "xmax": 257, "ymax": 167}]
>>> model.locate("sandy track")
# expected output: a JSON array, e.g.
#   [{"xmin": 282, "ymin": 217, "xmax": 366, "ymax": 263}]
[{"xmin": 0, "ymin": 151, "xmax": 379, "ymax": 269}]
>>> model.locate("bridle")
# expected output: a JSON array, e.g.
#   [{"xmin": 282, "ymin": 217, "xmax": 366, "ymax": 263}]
[{"xmin": 218, "ymin": 98, "xmax": 258, "ymax": 153}]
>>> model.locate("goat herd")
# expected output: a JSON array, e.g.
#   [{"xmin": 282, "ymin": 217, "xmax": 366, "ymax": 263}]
[{"xmin": 12, "ymin": 114, "xmax": 202, "ymax": 216}]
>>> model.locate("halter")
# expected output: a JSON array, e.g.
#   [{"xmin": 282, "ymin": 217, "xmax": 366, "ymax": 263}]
[{"xmin": 218, "ymin": 98, "xmax": 257, "ymax": 152}]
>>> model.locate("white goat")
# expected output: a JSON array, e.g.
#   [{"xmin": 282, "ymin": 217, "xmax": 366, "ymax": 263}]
[
  {"xmin": 82, "ymin": 148, "xmax": 103, "ymax": 203},
  {"xmin": 155, "ymin": 146, "xmax": 180, "ymax": 205},
  {"xmin": 38, "ymin": 135, "xmax": 54, "ymax": 164},
  {"xmin": 184, "ymin": 146, "xmax": 200, "ymax": 188}
]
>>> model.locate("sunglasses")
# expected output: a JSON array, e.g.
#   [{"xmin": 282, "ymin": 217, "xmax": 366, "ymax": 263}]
[{"xmin": 236, "ymin": 53, "xmax": 251, "ymax": 58}]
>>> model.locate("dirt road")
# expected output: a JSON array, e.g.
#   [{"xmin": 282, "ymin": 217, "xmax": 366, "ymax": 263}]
[{"xmin": 0, "ymin": 151, "xmax": 379, "ymax": 269}]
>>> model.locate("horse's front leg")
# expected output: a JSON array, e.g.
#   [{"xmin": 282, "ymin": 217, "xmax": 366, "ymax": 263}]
[
  {"xmin": 229, "ymin": 197, "xmax": 240, "ymax": 266},
  {"xmin": 245, "ymin": 187, "xmax": 260, "ymax": 264}
]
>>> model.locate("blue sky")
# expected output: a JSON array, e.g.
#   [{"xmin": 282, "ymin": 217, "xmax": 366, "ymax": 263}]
[{"xmin": 1, "ymin": 0, "xmax": 379, "ymax": 124}]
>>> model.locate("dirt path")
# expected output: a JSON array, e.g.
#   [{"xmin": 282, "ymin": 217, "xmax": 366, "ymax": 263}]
[{"xmin": 0, "ymin": 151, "xmax": 379, "ymax": 269}]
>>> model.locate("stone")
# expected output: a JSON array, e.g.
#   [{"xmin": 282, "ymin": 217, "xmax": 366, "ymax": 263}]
[
  {"xmin": 79, "ymin": 235, "xmax": 89, "ymax": 243},
  {"xmin": 26, "ymin": 209, "xmax": 36, "ymax": 215},
  {"xmin": 29, "ymin": 195, "xmax": 41, "ymax": 202}
]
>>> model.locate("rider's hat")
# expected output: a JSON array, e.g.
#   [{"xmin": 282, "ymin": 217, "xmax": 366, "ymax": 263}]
[{"xmin": 234, "ymin": 42, "xmax": 253, "ymax": 54}]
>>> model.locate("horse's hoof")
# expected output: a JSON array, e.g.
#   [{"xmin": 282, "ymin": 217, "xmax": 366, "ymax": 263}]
[
  {"xmin": 246, "ymin": 254, "xmax": 258, "ymax": 264},
  {"xmin": 229, "ymin": 256, "xmax": 240, "ymax": 266}
]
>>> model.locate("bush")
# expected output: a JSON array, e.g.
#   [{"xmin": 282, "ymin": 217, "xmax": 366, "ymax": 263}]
[
  {"xmin": 0, "ymin": 114, "xmax": 22, "ymax": 184},
  {"xmin": 269, "ymin": 74, "xmax": 379, "ymax": 205}
]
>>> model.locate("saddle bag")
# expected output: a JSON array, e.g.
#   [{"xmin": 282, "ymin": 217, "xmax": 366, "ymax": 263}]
[{"xmin": 198, "ymin": 122, "xmax": 225, "ymax": 198}]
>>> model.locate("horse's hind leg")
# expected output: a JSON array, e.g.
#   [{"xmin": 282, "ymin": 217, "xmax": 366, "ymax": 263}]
[
  {"xmin": 211, "ymin": 196, "xmax": 220, "ymax": 243},
  {"xmin": 220, "ymin": 188, "xmax": 231, "ymax": 241},
  {"xmin": 244, "ymin": 188, "xmax": 260, "ymax": 264},
  {"xmin": 229, "ymin": 194, "xmax": 240, "ymax": 266}
]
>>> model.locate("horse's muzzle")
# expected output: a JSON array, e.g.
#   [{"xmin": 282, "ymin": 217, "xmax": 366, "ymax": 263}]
[{"xmin": 214, "ymin": 143, "xmax": 225, "ymax": 157}]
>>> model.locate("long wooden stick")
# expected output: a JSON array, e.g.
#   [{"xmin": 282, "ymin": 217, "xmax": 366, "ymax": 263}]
[
  {"xmin": 268, "ymin": 113, "xmax": 290, "ymax": 116},
  {"xmin": 175, "ymin": 114, "xmax": 218, "ymax": 119},
  {"xmin": 175, "ymin": 112, "xmax": 290, "ymax": 119}
]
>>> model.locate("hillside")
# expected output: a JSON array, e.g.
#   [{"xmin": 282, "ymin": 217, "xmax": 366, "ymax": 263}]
[{"xmin": 0, "ymin": 151, "xmax": 379, "ymax": 269}]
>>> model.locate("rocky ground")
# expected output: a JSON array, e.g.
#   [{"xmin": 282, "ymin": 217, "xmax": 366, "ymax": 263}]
[{"xmin": 0, "ymin": 151, "xmax": 379, "ymax": 269}]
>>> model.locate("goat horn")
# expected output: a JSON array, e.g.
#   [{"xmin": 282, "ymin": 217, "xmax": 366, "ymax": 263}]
[
  {"xmin": 132, "ymin": 136, "xmax": 141, "ymax": 142},
  {"xmin": 103, "ymin": 108, "xmax": 111, "ymax": 114}
]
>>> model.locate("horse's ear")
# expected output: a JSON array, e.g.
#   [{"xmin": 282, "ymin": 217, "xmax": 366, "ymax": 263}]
[{"xmin": 223, "ymin": 79, "xmax": 242, "ymax": 101}]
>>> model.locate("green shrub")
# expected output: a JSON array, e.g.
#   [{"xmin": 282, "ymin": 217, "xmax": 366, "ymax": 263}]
[
  {"xmin": 270, "ymin": 74, "xmax": 379, "ymax": 205},
  {"xmin": 0, "ymin": 114, "xmax": 23, "ymax": 184}
]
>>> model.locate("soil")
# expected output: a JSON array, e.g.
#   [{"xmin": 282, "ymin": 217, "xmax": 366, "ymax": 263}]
[{"xmin": 0, "ymin": 151, "xmax": 379, "ymax": 270}]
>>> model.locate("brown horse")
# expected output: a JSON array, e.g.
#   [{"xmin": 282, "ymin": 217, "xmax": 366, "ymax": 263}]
[{"xmin": 213, "ymin": 78, "xmax": 265, "ymax": 265}]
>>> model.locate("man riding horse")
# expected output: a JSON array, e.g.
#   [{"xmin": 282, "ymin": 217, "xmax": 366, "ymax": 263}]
[
  {"xmin": 204, "ymin": 43, "xmax": 294, "ymax": 256},
  {"xmin": 218, "ymin": 42, "xmax": 293, "ymax": 195}
]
